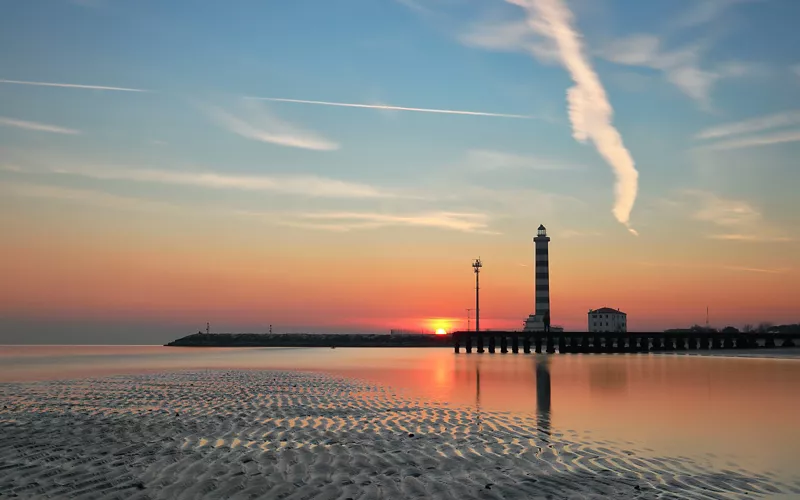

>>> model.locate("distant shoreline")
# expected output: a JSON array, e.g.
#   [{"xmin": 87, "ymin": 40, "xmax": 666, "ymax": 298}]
[{"xmin": 165, "ymin": 332, "xmax": 454, "ymax": 348}]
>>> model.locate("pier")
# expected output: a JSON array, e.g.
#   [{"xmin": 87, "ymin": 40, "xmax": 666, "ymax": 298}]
[{"xmin": 452, "ymin": 331, "xmax": 798, "ymax": 354}]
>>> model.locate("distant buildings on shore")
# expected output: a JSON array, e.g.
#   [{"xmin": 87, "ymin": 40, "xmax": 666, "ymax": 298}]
[
  {"xmin": 588, "ymin": 307, "xmax": 628, "ymax": 333},
  {"xmin": 390, "ymin": 329, "xmax": 427, "ymax": 336}
]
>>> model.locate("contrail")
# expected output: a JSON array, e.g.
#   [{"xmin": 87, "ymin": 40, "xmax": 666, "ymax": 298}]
[
  {"xmin": 246, "ymin": 97, "xmax": 532, "ymax": 119},
  {"xmin": 523, "ymin": 0, "xmax": 640, "ymax": 234},
  {"xmin": 0, "ymin": 79, "xmax": 147, "ymax": 92}
]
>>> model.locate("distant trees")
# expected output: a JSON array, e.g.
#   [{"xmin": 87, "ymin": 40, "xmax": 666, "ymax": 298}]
[
  {"xmin": 757, "ymin": 322, "xmax": 774, "ymax": 333},
  {"xmin": 667, "ymin": 323, "xmax": 799, "ymax": 334}
]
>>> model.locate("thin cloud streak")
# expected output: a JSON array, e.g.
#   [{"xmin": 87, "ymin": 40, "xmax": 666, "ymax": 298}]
[
  {"xmin": 295, "ymin": 211, "xmax": 493, "ymax": 233},
  {"xmin": 638, "ymin": 261, "xmax": 791, "ymax": 274},
  {"xmin": 686, "ymin": 190, "xmax": 760, "ymax": 227},
  {"xmin": 0, "ymin": 117, "xmax": 80, "ymax": 135},
  {"xmin": 722, "ymin": 266, "xmax": 791, "ymax": 274},
  {"xmin": 703, "ymin": 129, "xmax": 800, "ymax": 151},
  {"xmin": 709, "ymin": 234, "xmax": 795, "ymax": 242},
  {"xmin": 673, "ymin": 0, "xmax": 761, "ymax": 29},
  {"xmin": 519, "ymin": 0, "xmax": 639, "ymax": 234},
  {"xmin": 3, "ymin": 182, "xmax": 479, "ymax": 234},
  {"xmin": 465, "ymin": 149, "xmax": 583, "ymax": 170},
  {"xmin": 695, "ymin": 110, "xmax": 800, "ymax": 140},
  {"xmin": 0, "ymin": 182, "xmax": 180, "ymax": 213},
  {"xmin": 0, "ymin": 79, "xmax": 147, "ymax": 92},
  {"xmin": 205, "ymin": 100, "xmax": 339, "ymax": 151},
  {"xmin": 246, "ymin": 97, "xmax": 533, "ymax": 119},
  {"xmin": 677, "ymin": 190, "xmax": 794, "ymax": 243},
  {"xmin": 43, "ymin": 164, "xmax": 390, "ymax": 198}
]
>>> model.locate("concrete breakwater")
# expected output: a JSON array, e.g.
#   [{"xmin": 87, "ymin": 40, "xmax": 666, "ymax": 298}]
[{"xmin": 166, "ymin": 332, "xmax": 453, "ymax": 348}]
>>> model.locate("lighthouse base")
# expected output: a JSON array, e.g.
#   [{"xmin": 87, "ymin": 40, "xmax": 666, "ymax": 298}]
[
  {"xmin": 523, "ymin": 314, "xmax": 564, "ymax": 333},
  {"xmin": 523, "ymin": 315, "xmax": 545, "ymax": 332}
]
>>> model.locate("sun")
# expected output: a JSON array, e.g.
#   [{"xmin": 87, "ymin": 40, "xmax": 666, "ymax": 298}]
[{"xmin": 435, "ymin": 328, "xmax": 447, "ymax": 336}]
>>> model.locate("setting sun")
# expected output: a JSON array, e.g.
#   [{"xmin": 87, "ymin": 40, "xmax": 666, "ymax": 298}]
[{"xmin": 435, "ymin": 328, "xmax": 447, "ymax": 335}]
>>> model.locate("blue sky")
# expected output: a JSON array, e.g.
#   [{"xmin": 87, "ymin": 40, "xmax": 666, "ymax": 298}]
[{"xmin": 1, "ymin": 0, "xmax": 800, "ymax": 340}]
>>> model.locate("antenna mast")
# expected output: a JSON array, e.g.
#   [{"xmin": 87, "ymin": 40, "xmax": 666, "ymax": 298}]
[{"xmin": 473, "ymin": 258, "xmax": 482, "ymax": 333}]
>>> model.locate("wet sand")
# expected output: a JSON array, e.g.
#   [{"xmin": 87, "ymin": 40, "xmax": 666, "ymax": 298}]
[{"xmin": 2, "ymin": 369, "xmax": 797, "ymax": 499}]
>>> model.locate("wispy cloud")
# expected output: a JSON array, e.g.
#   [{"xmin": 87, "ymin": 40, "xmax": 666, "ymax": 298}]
[
  {"xmin": 18, "ymin": 163, "xmax": 394, "ymax": 199},
  {"xmin": 0, "ymin": 79, "xmax": 146, "ymax": 92},
  {"xmin": 205, "ymin": 100, "xmax": 339, "ymax": 151},
  {"xmin": 596, "ymin": 0, "xmax": 760, "ymax": 109},
  {"xmin": 0, "ymin": 181, "xmax": 180, "ymax": 213},
  {"xmin": 512, "ymin": 0, "xmax": 639, "ymax": 234},
  {"xmin": 672, "ymin": 0, "xmax": 760, "ymax": 29},
  {"xmin": 694, "ymin": 110, "xmax": 800, "ymax": 150},
  {"xmin": 688, "ymin": 191, "xmax": 760, "ymax": 227},
  {"xmin": 283, "ymin": 211, "xmax": 494, "ymax": 233},
  {"xmin": 393, "ymin": 0, "xmax": 431, "ymax": 15},
  {"xmin": 458, "ymin": 18, "xmax": 561, "ymax": 64},
  {"xmin": 2, "ymin": 181, "xmax": 480, "ymax": 233},
  {"xmin": 638, "ymin": 261, "xmax": 791, "ymax": 275},
  {"xmin": 0, "ymin": 117, "xmax": 80, "ymax": 135},
  {"xmin": 679, "ymin": 190, "xmax": 794, "ymax": 242},
  {"xmin": 709, "ymin": 234, "xmax": 795, "ymax": 243},
  {"xmin": 702, "ymin": 129, "xmax": 800, "ymax": 151},
  {"xmin": 695, "ymin": 110, "xmax": 800, "ymax": 140},
  {"xmin": 465, "ymin": 149, "xmax": 582, "ymax": 171},
  {"xmin": 556, "ymin": 229, "xmax": 602, "ymax": 239},
  {"xmin": 246, "ymin": 96, "xmax": 533, "ymax": 120},
  {"xmin": 598, "ymin": 35, "xmax": 753, "ymax": 109},
  {"xmin": 721, "ymin": 265, "xmax": 791, "ymax": 274}
]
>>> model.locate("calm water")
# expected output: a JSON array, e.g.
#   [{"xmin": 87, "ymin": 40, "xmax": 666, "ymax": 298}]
[{"xmin": 2, "ymin": 345, "xmax": 799, "ymax": 486}]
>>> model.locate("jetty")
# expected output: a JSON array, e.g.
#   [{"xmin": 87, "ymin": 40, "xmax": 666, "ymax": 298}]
[{"xmin": 452, "ymin": 330, "xmax": 798, "ymax": 354}]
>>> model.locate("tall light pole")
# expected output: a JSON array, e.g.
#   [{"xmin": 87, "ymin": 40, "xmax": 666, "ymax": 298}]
[
  {"xmin": 466, "ymin": 308, "xmax": 474, "ymax": 331},
  {"xmin": 473, "ymin": 258, "xmax": 482, "ymax": 333}
]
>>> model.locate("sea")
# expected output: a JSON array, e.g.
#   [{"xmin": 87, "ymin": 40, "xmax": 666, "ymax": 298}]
[{"xmin": 1, "ymin": 345, "xmax": 799, "ymax": 497}]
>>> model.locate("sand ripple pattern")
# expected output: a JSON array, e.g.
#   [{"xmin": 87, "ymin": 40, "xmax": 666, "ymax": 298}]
[{"xmin": 1, "ymin": 370, "xmax": 796, "ymax": 499}]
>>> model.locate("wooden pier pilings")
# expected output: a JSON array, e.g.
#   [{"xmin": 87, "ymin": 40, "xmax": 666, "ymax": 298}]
[{"xmin": 452, "ymin": 331, "xmax": 798, "ymax": 354}]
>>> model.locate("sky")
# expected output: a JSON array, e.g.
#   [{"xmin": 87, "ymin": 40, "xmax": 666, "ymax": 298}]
[{"xmin": 1, "ymin": 0, "xmax": 799, "ymax": 343}]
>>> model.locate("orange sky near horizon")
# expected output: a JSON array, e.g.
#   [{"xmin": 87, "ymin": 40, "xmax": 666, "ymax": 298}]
[{"xmin": 2, "ymin": 203, "xmax": 798, "ymax": 335}]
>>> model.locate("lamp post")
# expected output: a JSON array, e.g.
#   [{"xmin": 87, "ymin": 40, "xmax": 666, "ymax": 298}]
[{"xmin": 473, "ymin": 258, "xmax": 482, "ymax": 333}]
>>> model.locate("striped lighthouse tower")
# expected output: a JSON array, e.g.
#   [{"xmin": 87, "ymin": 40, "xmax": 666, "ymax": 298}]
[{"xmin": 534, "ymin": 224, "xmax": 551, "ymax": 321}]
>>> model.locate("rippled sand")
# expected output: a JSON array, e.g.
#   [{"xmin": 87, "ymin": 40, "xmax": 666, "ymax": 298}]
[{"xmin": 1, "ymin": 370, "xmax": 797, "ymax": 499}]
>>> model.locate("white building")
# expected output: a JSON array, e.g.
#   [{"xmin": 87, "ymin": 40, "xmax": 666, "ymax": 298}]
[{"xmin": 588, "ymin": 307, "xmax": 627, "ymax": 333}]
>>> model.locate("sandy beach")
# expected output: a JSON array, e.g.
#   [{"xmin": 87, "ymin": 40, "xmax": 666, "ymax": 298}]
[{"xmin": 2, "ymin": 369, "xmax": 798, "ymax": 499}]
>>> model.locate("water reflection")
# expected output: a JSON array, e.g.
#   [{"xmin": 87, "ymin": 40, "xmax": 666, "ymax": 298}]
[
  {"xmin": 3, "ymin": 346, "xmax": 799, "ymax": 482},
  {"xmin": 475, "ymin": 363, "xmax": 482, "ymax": 431},
  {"xmin": 589, "ymin": 360, "xmax": 628, "ymax": 394},
  {"xmin": 535, "ymin": 355, "xmax": 551, "ymax": 436}
]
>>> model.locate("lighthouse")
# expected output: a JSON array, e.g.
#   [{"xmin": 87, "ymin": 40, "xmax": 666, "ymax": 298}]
[
  {"xmin": 534, "ymin": 224, "xmax": 550, "ymax": 318},
  {"xmin": 524, "ymin": 224, "xmax": 556, "ymax": 332}
]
